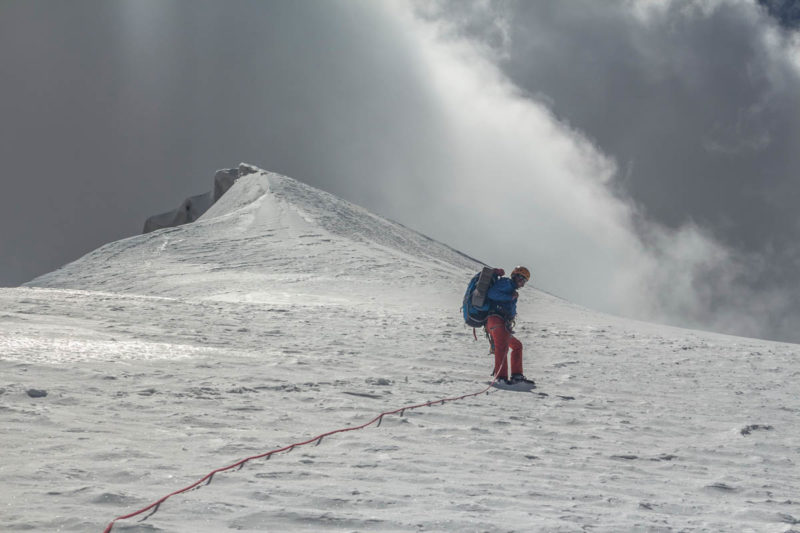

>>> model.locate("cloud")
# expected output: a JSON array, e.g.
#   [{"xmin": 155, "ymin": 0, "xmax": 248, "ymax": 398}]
[
  {"xmin": 758, "ymin": 0, "xmax": 800, "ymax": 29},
  {"xmin": 376, "ymin": 2, "xmax": 725, "ymax": 322},
  {"xmin": 377, "ymin": 0, "xmax": 800, "ymax": 341}
]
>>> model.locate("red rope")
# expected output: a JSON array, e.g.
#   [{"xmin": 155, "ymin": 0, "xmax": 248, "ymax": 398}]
[{"xmin": 102, "ymin": 378, "xmax": 498, "ymax": 532}]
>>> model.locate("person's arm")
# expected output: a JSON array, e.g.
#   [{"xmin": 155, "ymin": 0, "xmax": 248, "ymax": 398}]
[{"xmin": 488, "ymin": 278, "xmax": 517, "ymax": 302}]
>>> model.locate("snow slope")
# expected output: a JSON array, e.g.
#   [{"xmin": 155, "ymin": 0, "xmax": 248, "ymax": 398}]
[
  {"xmin": 30, "ymin": 167, "xmax": 479, "ymax": 307},
  {"xmin": 2, "ymin": 167, "xmax": 799, "ymax": 532}
]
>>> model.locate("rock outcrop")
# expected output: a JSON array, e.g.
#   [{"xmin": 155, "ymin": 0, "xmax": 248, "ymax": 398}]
[{"xmin": 143, "ymin": 164, "xmax": 259, "ymax": 233}]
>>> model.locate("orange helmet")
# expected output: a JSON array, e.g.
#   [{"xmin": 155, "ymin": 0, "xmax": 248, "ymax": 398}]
[{"xmin": 511, "ymin": 266, "xmax": 531, "ymax": 282}]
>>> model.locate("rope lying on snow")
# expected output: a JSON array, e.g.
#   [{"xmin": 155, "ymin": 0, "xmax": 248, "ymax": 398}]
[{"xmin": 102, "ymin": 378, "xmax": 499, "ymax": 533}]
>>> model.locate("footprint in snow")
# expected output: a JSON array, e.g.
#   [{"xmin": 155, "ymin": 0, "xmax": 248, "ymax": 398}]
[
  {"xmin": 365, "ymin": 378, "xmax": 392, "ymax": 386},
  {"xmin": 705, "ymin": 482, "xmax": 738, "ymax": 492},
  {"xmin": 740, "ymin": 424, "xmax": 774, "ymax": 436}
]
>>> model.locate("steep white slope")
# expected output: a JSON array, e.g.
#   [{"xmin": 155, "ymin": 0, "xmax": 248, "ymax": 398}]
[
  {"xmin": 29, "ymin": 168, "xmax": 481, "ymax": 308},
  {"xmin": 1, "ymin": 167, "xmax": 798, "ymax": 532}
]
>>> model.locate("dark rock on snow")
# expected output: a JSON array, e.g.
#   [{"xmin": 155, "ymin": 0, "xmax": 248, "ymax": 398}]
[{"xmin": 143, "ymin": 163, "xmax": 259, "ymax": 233}]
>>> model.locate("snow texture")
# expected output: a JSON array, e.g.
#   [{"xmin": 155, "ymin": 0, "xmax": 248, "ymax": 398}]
[{"xmin": 2, "ymin": 167, "xmax": 799, "ymax": 532}]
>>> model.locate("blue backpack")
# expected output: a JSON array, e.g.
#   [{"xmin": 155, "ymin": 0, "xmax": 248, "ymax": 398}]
[{"xmin": 462, "ymin": 266, "xmax": 499, "ymax": 328}]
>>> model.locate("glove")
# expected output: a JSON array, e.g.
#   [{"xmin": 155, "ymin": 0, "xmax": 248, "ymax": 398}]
[{"xmin": 494, "ymin": 268, "xmax": 505, "ymax": 276}]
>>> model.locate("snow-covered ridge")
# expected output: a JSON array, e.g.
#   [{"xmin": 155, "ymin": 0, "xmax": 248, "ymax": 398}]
[
  {"xmin": 5, "ymin": 167, "xmax": 800, "ymax": 533},
  {"xmin": 27, "ymin": 166, "xmax": 482, "ymax": 305},
  {"xmin": 203, "ymin": 167, "xmax": 481, "ymax": 270}
]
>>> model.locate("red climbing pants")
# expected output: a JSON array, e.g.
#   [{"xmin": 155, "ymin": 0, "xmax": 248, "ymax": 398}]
[{"xmin": 486, "ymin": 315, "xmax": 523, "ymax": 379}]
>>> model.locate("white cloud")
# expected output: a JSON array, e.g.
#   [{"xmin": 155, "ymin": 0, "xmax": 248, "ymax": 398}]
[{"xmin": 383, "ymin": 0, "xmax": 739, "ymax": 327}]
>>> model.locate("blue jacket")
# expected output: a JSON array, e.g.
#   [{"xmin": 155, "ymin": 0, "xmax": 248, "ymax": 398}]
[{"xmin": 487, "ymin": 277, "xmax": 518, "ymax": 320}]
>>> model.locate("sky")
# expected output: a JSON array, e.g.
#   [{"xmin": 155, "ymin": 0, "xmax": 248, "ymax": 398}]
[{"xmin": 1, "ymin": 0, "xmax": 799, "ymax": 342}]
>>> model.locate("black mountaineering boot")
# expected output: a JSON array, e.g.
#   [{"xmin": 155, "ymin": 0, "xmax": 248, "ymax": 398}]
[{"xmin": 511, "ymin": 373, "xmax": 535, "ymax": 386}]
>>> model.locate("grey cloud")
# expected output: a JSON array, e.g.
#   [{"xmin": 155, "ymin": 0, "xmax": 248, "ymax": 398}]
[
  {"xmin": 393, "ymin": 0, "xmax": 800, "ymax": 341},
  {"xmin": 759, "ymin": 0, "xmax": 800, "ymax": 28},
  {"xmin": 500, "ymin": 1, "xmax": 799, "ymax": 235},
  {"xmin": 0, "ymin": 1, "xmax": 446, "ymax": 285},
  {"xmin": 426, "ymin": 0, "xmax": 800, "ymax": 340}
]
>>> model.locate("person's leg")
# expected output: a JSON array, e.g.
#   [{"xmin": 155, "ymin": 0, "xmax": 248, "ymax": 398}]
[
  {"xmin": 508, "ymin": 335, "xmax": 523, "ymax": 376},
  {"xmin": 487, "ymin": 316, "xmax": 510, "ymax": 379}
]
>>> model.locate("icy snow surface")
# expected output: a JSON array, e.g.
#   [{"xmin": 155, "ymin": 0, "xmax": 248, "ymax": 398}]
[{"xmin": 2, "ymin": 168, "xmax": 799, "ymax": 532}]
